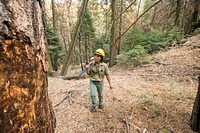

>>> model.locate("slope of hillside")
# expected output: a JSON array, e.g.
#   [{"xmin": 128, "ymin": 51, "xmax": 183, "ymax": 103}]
[{"xmin": 48, "ymin": 35, "xmax": 200, "ymax": 133}]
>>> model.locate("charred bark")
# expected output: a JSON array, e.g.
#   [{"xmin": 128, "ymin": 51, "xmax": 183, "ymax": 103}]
[
  {"xmin": 191, "ymin": 76, "xmax": 200, "ymax": 132},
  {"xmin": 0, "ymin": 1, "xmax": 55, "ymax": 132}
]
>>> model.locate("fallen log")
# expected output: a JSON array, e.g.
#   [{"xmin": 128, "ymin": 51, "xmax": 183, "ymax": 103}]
[
  {"xmin": 62, "ymin": 75, "xmax": 84, "ymax": 80},
  {"xmin": 190, "ymin": 76, "xmax": 200, "ymax": 132}
]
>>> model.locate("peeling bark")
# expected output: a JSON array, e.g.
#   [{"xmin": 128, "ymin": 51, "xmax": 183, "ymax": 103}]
[{"xmin": 0, "ymin": 0, "xmax": 55, "ymax": 132}]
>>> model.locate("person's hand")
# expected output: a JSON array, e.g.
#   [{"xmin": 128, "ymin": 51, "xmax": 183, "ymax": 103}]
[{"xmin": 85, "ymin": 64, "xmax": 90, "ymax": 69}]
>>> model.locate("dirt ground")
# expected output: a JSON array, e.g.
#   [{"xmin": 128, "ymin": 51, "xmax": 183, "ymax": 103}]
[{"xmin": 48, "ymin": 35, "xmax": 200, "ymax": 133}]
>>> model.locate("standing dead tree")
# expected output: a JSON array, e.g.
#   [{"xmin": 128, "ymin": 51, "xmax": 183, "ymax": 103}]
[
  {"xmin": 60, "ymin": 0, "xmax": 89, "ymax": 76},
  {"xmin": 0, "ymin": 0, "xmax": 55, "ymax": 132}
]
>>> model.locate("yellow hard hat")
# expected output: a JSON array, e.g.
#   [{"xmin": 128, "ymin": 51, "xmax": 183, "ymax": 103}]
[{"xmin": 95, "ymin": 48, "xmax": 105, "ymax": 58}]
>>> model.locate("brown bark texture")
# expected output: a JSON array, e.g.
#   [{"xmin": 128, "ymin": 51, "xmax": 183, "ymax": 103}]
[
  {"xmin": 0, "ymin": 0, "xmax": 56, "ymax": 132},
  {"xmin": 109, "ymin": 0, "xmax": 117, "ymax": 67},
  {"xmin": 183, "ymin": 0, "xmax": 200, "ymax": 34},
  {"xmin": 190, "ymin": 76, "xmax": 200, "ymax": 132}
]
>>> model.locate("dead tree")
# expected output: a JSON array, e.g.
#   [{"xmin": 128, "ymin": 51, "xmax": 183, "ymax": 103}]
[
  {"xmin": 60, "ymin": 0, "xmax": 89, "ymax": 76},
  {"xmin": 191, "ymin": 76, "xmax": 200, "ymax": 132},
  {"xmin": 0, "ymin": 0, "xmax": 56, "ymax": 132}
]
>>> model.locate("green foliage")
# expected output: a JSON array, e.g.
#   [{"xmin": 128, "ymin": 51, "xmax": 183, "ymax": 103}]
[
  {"xmin": 79, "ymin": 9, "xmax": 95, "ymax": 45},
  {"xmin": 46, "ymin": 23, "xmax": 65, "ymax": 66},
  {"xmin": 154, "ymin": 104, "xmax": 162, "ymax": 116},
  {"xmin": 117, "ymin": 45, "xmax": 147, "ymax": 67},
  {"xmin": 118, "ymin": 26, "xmax": 182, "ymax": 67},
  {"xmin": 80, "ymin": 9, "xmax": 95, "ymax": 37},
  {"xmin": 143, "ymin": 0, "xmax": 155, "ymax": 21},
  {"xmin": 193, "ymin": 28, "xmax": 200, "ymax": 35},
  {"xmin": 123, "ymin": 27, "xmax": 144, "ymax": 51},
  {"xmin": 93, "ymin": 33, "xmax": 110, "ymax": 55}
]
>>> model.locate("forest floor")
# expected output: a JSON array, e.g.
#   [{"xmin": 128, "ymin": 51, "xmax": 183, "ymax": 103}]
[{"xmin": 48, "ymin": 35, "xmax": 200, "ymax": 133}]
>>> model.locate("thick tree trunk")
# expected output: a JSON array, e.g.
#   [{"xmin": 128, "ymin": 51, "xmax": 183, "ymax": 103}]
[
  {"xmin": 190, "ymin": 76, "xmax": 200, "ymax": 132},
  {"xmin": 0, "ymin": 1, "xmax": 55, "ymax": 132}
]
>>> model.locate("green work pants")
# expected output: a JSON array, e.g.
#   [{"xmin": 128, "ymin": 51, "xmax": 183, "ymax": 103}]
[{"xmin": 90, "ymin": 80, "xmax": 104, "ymax": 107}]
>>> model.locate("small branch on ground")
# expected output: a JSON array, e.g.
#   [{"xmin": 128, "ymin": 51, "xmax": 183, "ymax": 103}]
[
  {"xmin": 54, "ymin": 90, "xmax": 75, "ymax": 107},
  {"xmin": 122, "ymin": 117, "xmax": 130, "ymax": 133}
]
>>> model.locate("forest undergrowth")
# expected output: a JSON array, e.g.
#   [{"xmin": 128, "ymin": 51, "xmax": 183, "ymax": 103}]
[{"xmin": 48, "ymin": 35, "xmax": 200, "ymax": 133}]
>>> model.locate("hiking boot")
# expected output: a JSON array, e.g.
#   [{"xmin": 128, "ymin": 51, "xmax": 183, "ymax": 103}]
[
  {"xmin": 91, "ymin": 106, "xmax": 96, "ymax": 112},
  {"xmin": 99, "ymin": 105, "xmax": 104, "ymax": 109}
]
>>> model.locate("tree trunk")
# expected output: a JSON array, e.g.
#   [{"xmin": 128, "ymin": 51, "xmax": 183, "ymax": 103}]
[
  {"xmin": 60, "ymin": 0, "xmax": 89, "ymax": 76},
  {"xmin": 78, "ymin": 33, "xmax": 83, "ymax": 70},
  {"xmin": 109, "ymin": 0, "xmax": 118, "ymax": 67},
  {"xmin": 51, "ymin": 0, "xmax": 56, "ymax": 30},
  {"xmin": 85, "ymin": 35, "xmax": 88, "ymax": 62},
  {"xmin": 117, "ymin": 0, "xmax": 123, "ymax": 55},
  {"xmin": 175, "ymin": 0, "xmax": 181, "ymax": 26},
  {"xmin": 183, "ymin": 0, "xmax": 200, "ymax": 34},
  {"xmin": 190, "ymin": 76, "xmax": 200, "ymax": 132},
  {"xmin": 0, "ymin": 1, "xmax": 56, "ymax": 132},
  {"xmin": 51, "ymin": 0, "xmax": 58, "ymax": 71}
]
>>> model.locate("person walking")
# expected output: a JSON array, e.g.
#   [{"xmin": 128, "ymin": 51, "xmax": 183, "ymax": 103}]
[{"xmin": 86, "ymin": 48, "xmax": 112, "ymax": 112}]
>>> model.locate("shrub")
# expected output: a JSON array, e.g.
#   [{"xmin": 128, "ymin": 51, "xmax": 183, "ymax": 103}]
[
  {"xmin": 119, "ymin": 27, "xmax": 182, "ymax": 67},
  {"xmin": 193, "ymin": 28, "xmax": 200, "ymax": 35},
  {"xmin": 117, "ymin": 45, "xmax": 147, "ymax": 67}
]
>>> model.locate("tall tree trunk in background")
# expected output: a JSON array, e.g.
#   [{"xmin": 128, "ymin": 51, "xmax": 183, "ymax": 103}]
[
  {"xmin": 51, "ymin": 0, "xmax": 56, "ymax": 30},
  {"xmin": 118, "ymin": 0, "xmax": 123, "ymax": 55},
  {"xmin": 191, "ymin": 0, "xmax": 200, "ymax": 31},
  {"xmin": 175, "ymin": 0, "xmax": 181, "ymax": 26},
  {"xmin": 44, "ymin": 2, "xmax": 53, "ymax": 73},
  {"xmin": 105, "ymin": 0, "xmax": 109, "ymax": 34},
  {"xmin": 78, "ymin": 33, "xmax": 83, "ymax": 70},
  {"xmin": 60, "ymin": 0, "xmax": 89, "ymax": 76},
  {"xmin": 150, "ymin": 5, "xmax": 157, "ymax": 27},
  {"xmin": 51, "ymin": 0, "xmax": 58, "ymax": 71},
  {"xmin": 109, "ymin": 0, "xmax": 118, "ymax": 67},
  {"xmin": 183, "ymin": 0, "xmax": 200, "ymax": 34},
  {"xmin": 0, "ymin": 0, "xmax": 55, "ymax": 132},
  {"xmin": 85, "ymin": 35, "xmax": 88, "ymax": 62}
]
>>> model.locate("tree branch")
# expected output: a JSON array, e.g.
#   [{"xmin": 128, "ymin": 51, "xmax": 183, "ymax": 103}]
[
  {"xmin": 115, "ymin": 0, "xmax": 163, "ymax": 42},
  {"xmin": 114, "ymin": 0, "xmax": 137, "ymax": 21}
]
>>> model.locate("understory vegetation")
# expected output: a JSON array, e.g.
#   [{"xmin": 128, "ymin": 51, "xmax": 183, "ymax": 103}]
[{"xmin": 117, "ymin": 27, "xmax": 183, "ymax": 67}]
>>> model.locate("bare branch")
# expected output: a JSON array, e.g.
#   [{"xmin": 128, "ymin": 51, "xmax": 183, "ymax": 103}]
[
  {"xmin": 115, "ymin": 0, "xmax": 163, "ymax": 42},
  {"xmin": 115, "ymin": 0, "xmax": 137, "ymax": 21}
]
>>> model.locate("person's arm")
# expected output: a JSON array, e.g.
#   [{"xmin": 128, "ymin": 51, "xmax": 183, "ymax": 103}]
[{"xmin": 106, "ymin": 74, "xmax": 112, "ymax": 89}]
